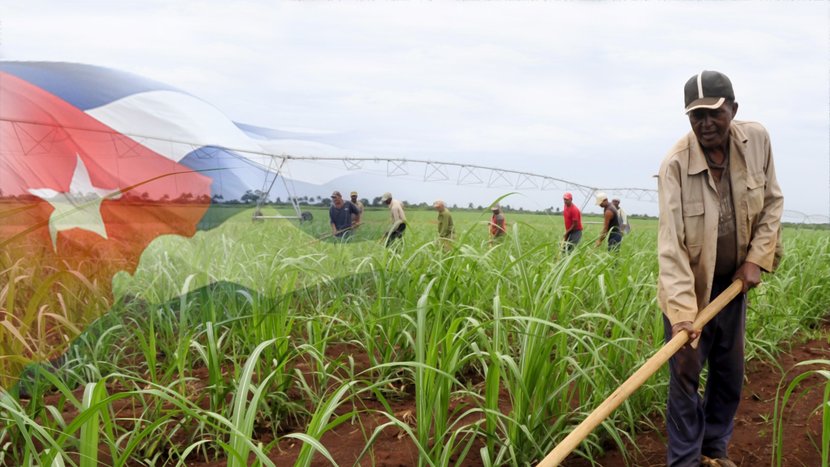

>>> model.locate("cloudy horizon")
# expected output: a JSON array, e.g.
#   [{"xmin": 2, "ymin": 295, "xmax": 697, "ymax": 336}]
[{"xmin": 1, "ymin": 1, "xmax": 827, "ymax": 219}]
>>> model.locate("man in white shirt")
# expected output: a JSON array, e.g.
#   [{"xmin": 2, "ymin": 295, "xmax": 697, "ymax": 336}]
[
  {"xmin": 381, "ymin": 192, "xmax": 407, "ymax": 246},
  {"xmin": 612, "ymin": 198, "xmax": 630, "ymax": 234}
]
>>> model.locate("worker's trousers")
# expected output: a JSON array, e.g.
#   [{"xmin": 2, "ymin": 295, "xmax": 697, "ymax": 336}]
[{"xmin": 663, "ymin": 275, "xmax": 746, "ymax": 467}]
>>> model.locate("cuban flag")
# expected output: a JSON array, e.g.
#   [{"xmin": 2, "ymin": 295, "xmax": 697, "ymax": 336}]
[{"xmin": 0, "ymin": 62, "xmax": 347, "ymax": 383}]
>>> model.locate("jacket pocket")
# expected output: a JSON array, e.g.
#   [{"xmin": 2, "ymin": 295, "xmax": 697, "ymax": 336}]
[
  {"xmin": 683, "ymin": 201, "xmax": 705, "ymax": 249},
  {"xmin": 746, "ymin": 171, "xmax": 765, "ymax": 220}
]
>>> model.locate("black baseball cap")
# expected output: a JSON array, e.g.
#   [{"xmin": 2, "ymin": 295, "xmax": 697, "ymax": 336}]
[{"xmin": 684, "ymin": 70, "xmax": 734, "ymax": 113}]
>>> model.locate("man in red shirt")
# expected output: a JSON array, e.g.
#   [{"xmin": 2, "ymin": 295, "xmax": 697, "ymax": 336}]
[
  {"xmin": 489, "ymin": 205, "xmax": 507, "ymax": 244},
  {"xmin": 562, "ymin": 192, "xmax": 583, "ymax": 252}
]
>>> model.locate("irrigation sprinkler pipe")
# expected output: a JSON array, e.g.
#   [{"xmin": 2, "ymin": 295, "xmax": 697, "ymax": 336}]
[{"xmin": 536, "ymin": 279, "xmax": 744, "ymax": 467}]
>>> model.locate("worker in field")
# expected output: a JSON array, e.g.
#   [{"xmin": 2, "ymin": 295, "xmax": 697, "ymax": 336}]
[
  {"xmin": 350, "ymin": 191, "xmax": 364, "ymax": 227},
  {"xmin": 489, "ymin": 205, "xmax": 506, "ymax": 244},
  {"xmin": 381, "ymin": 192, "xmax": 406, "ymax": 246},
  {"xmin": 561, "ymin": 192, "xmax": 583, "ymax": 252},
  {"xmin": 433, "ymin": 199, "xmax": 454, "ymax": 249},
  {"xmin": 593, "ymin": 192, "xmax": 622, "ymax": 250},
  {"xmin": 329, "ymin": 191, "xmax": 361, "ymax": 239},
  {"xmin": 611, "ymin": 198, "xmax": 630, "ymax": 234},
  {"xmin": 658, "ymin": 70, "xmax": 783, "ymax": 467}
]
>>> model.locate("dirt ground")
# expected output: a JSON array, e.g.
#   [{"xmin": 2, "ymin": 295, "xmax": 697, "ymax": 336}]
[
  {"xmin": 566, "ymin": 331, "xmax": 830, "ymax": 467},
  {"xmin": 259, "ymin": 331, "xmax": 830, "ymax": 467},
  {"xmin": 28, "ymin": 329, "xmax": 829, "ymax": 466}
]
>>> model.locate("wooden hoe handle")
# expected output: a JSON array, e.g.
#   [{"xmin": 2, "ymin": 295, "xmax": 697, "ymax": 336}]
[{"xmin": 536, "ymin": 279, "xmax": 744, "ymax": 467}]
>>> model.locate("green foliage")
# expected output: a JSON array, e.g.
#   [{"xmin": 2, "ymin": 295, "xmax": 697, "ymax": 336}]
[
  {"xmin": 0, "ymin": 206, "xmax": 827, "ymax": 465},
  {"xmin": 771, "ymin": 359, "xmax": 830, "ymax": 467}
]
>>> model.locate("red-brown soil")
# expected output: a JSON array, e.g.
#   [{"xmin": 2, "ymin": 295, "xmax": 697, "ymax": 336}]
[
  {"xmin": 25, "ymin": 332, "xmax": 830, "ymax": 466},
  {"xmin": 566, "ymin": 332, "xmax": 830, "ymax": 467},
  {"xmin": 242, "ymin": 333, "xmax": 830, "ymax": 466}
]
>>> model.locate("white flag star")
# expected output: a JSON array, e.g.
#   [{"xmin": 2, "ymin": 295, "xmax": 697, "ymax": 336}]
[{"xmin": 28, "ymin": 154, "xmax": 121, "ymax": 251}]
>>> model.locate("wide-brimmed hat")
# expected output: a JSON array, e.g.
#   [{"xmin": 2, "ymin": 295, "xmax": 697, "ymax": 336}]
[{"xmin": 595, "ymin": 192, "xmax": 608, "ymax": 206}]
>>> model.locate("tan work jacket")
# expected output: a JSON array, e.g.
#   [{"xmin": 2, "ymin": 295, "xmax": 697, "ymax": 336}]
[{"xmin": 657, "ymin": 120, "xmax": 784, "ymax": 326}]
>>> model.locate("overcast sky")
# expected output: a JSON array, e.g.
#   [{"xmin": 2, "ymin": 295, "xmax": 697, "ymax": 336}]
[{"xmin": 1, "ymin": 1, "xmax": 827, "ymax": 219}]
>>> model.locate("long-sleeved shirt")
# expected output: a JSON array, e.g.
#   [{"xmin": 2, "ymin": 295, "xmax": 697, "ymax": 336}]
[
  {"xmin": 657, "ymin": 120, "xmax": 783, "ymax": 326},
  {"xmin": 389, "ymin": 199, "xmax": 406, "ymax": 229},
  {"xmin": 437, "ymin": 209, "xmax": 454, "ymax": 238}
]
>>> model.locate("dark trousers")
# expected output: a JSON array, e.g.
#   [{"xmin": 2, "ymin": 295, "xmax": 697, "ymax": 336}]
[
  {"xmin": 563, "ymin": 230, "xmax": 582, "ymax": 253},
  {"xmin": 385, "ymin": 223, "xmax": 406, "ymax": 247},
  {"xmin": 608, "ymin": 230, "xmax": 622, "ymax": 251},
  {"xmin": 664, "ymin": 276, "xmax": 746, "ymax": 467}
]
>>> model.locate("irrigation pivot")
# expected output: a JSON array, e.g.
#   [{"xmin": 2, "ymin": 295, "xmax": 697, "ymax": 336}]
[{"xmin": 536, "ymin": 279, "xmax": 744, "ymax": 467}]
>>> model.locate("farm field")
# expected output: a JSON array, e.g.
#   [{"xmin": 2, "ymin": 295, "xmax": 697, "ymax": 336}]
[{"xmin": 1, "ymin": 204, "xmax": 829, "ymax": 466}]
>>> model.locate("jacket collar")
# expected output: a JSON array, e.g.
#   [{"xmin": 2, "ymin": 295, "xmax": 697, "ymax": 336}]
[{"xmin": 687, "ymin": 120, "xmax": 749, "ymax": 175}]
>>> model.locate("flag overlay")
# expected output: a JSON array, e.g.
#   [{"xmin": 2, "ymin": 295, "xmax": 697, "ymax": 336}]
[{"xmin": 0, "ymin": 62, "xmax": 338, "ymax": 385}]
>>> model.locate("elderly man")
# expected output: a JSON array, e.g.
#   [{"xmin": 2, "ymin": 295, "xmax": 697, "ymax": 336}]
[
  {"xmin": 328, "ymin": 191, "xmax": 360, "ymax": 239},
  {"xmin": 433, "ymin": 200, "xmax": 454, "ymax": 249},
  {"xmin": 658, "ymin": 70, "xmax": 783, "ymax": 467},
  {"xmin": 433, "ymin": 200, "xmax": 454, "ymax": 239},
  {"xmin": 594, "ymin": 192, "xmax": 622, "ymax": 250},
  {"xmin": 562, "ymin": 192, "xmax": 583, "ymax": 252},
  {"xmin": 381, "ymin": 192, "xmax": 406, "ymax": 246}
]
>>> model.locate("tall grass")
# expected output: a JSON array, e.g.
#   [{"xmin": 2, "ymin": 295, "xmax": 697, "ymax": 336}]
[
  {"xmin": 1, "ymin": 207, "xmax": 827, "ymax": 465},
  {"xmin": 771, "ymin": 359, "xmax": 830, "ymax": 467}
]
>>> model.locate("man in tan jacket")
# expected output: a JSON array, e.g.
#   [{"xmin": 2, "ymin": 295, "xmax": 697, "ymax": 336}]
[
  {"xmin": 381, "ymin": 192, "xmax": 407, "ymax": 247},
  {"xmin": 657, "ymin": 70, "xmax": 783, "ymax": 467}
]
